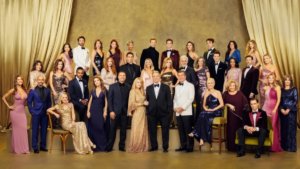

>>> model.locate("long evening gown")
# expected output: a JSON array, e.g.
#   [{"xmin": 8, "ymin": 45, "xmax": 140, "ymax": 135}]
[
  {"xmin": 57, "ymin": 104, "xmax": 94, "ymax": 154},
  {"xmin": 10, "ymin": 93, "xmax": 30, "ymax": 154},
  {"xmin": 259, "ymin": 68, "xmax": 272, "ymax": 105},
  {"xmin": 195, "ymin": 67, "xmax": 209, "ymax": 118},
  {"xmin": 262, "ymin": 87, "xmax": 282, "ymax": 152},
  {"xmin": 52, "ymin": 74, "xmax": 67, "ymax": 104},
  {"xmin": 187, "ymin": 53, "xmax": 195, "ymax": 68},
  {"xmin": 192, "ymin": 94, "xmax": 222, "ymax": 143},
  {"xmin": 63, "ymin": 53, "xmax": 73, "ymax": 74},
  {"xmin": 93, "ymin": 52, "xmax": 104, "ymax": 75},
  {"xmin": 222, "ymin": 91, "xmax": 248, "ymax": 151},
  {"xmin": 127, "ymin": 90, "xmax": 149, "ymax": 152},
  {"xmin": 280, "ymin": 87, "xmax": 298, "ymax": 152},
  {"xmin": 88, "ymin": 90, "xmax": 107, "ymax": 151}
]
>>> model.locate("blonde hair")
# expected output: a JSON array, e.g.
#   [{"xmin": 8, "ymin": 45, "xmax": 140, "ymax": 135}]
[
  {"xmin": 266, "ymin": 73, "xmax": 279, "ymax": 87},
  {"xmin": 225, "ymin": 80, "xmax": 239, "ymax": 92},
  {"xmin": 143, "ymin": 58, "xmax": 154, "ymax": 70},
  {"xmin": 162, "ymin": 57, "xmax": 174, "ymax": 71},
  {"xmin": 245, "ymin": 39, "xmax": 258, "ymax": 55},
  {"xmin": 131, "ymin": 77, "xmax": 145, "ymax": 95},
  {"xmin": 58, "ymin": 92, "xmax": 69, "ymax": 105},
  {"xmin": 262, "ymin": 53, "xmax": 273, "ymax": 65},
  {"xmin": 207, "ymin": 78, "xmax": 215, "ymax": 85}
]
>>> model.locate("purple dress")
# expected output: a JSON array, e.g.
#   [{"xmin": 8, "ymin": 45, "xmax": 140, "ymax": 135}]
[
  {"xmin": 109, "ymin": 51, "xmax": 121, "ymax": 71},
  {"xmin": 10, "ymin": 93, "xmax": 29, "ymax": 154},
  {"xmin": 262, "ymin": 87, "xmax": 282, "ymax": 152}
]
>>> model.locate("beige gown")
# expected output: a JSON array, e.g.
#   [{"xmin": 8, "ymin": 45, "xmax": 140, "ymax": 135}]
[
  {"xmin": 127, "ymin": 90, "xmax": 149, "ymax": 152},
  {"xmin": 57, "ymin": 105, "xmax": 94, "ymax": 154}
]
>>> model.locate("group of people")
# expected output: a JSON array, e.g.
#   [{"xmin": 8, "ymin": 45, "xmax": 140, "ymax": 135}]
[{"xmin": 2, "ymin": 36, "xmax": 298, "ymax": 159}]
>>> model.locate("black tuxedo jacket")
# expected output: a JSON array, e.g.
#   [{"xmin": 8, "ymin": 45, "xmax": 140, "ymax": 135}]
[
  {"xmin": 119, "ymin": 63, "xmax": 141, "ymax": 86},
  {"xmin": 68, "ymin": 78, "xmax": 89, "ymax": 110},
  {"xmin": 140, "ymin": 47, "xmax": 159, "ymax": 70},
  {"xmin": 108, "ymin": 82, "xmax": 130, "ymax": 115},
  {"xmin": 241, "ymin": 66, "xmax": 259, "ymax": 97},
  {"xmin": 146, "ymin": 83, "xmax": 173, "ymax": 116},
  {"xmin": 161, "ymin": 49, "xmax": 180, "ymax": 70},
  {"xmin": 203, "ymin": 48, "xmax": 217, "ymax": 67},
  {"xmin": 209, "ymin": 61, "xmax": 227, "ymax": 91},
  {"xmin": 242, "ymin": 109, "xmax": 268, "ymax": 130}
]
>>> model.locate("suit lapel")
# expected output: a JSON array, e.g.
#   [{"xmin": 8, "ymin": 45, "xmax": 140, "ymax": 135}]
[
  {"xmin": 249, "ymin": 112, "xmax": 254, "ymax": 126},
  {"xmin": 74, "ymin": 79, "xmax": 84, "ymax": 98}
]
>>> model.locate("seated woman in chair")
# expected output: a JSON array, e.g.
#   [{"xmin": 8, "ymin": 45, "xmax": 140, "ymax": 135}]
[
  {"xmin": 47, "ymin": 92, "xmax": 95, "ymax": 154},
  {"xmin": 189, "ymin": 78, "xmax": 224, "ymax": 146}
]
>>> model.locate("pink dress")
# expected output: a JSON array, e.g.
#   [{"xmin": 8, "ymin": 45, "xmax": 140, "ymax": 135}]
[
  {"xmin": 259, "ymin": 68, "xmax": 272, "ymax": 105},
  {"xmin": 10, "ymin": 93, "xmax": 30, "ymax": 154},
  {"xmin": 262, "ymin": 87, "xmax": 282, "ymax": 152},
  {"xmin": 224, "ymin": 68, "xmax": 242, "ymax": 90},
  {"xmin": 63, "ymin": 53, "xmax": 73, "ymax": 74}
]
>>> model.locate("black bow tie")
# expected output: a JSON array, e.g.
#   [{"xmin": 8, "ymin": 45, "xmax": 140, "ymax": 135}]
[
  {"xmin": 215, "ymin": 63, "xmax": 219, "ymax": 65},
  {"xmin": 119, "ymin": 83, "xmax": 125, "ymax": 87},
  {"xmin": 252, "ymin": 112, "xmax": 258, "ymax": 114},
  {"xmin": 246, "ymin": 66, "xmax": 251, "ymax": 68},
  {"xmin": 179, "ymin": 67, "xmax": 185, "ymax": 70},
  {"xmin": 167, "ymin": 49, "xmax": 172, "ymax": 52},
  {"xmin": 154, "ymin": 84, "xmax": 159, "ymax": 88},
  {"xmin": 78, "ymin": 79, "xmax": 83, "ymax": 82},
  {"xmin": 178, "ymin": 82, "xmax": 184, "ymax": 86},
  {"xmin": 81, "ymin": 47, "xmax": 85, "ymax": 50}
]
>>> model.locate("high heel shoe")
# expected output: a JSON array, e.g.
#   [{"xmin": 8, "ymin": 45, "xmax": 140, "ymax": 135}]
[{"xmin": 188, "ymin": 133, "xmax": 194, "ymax": 137}]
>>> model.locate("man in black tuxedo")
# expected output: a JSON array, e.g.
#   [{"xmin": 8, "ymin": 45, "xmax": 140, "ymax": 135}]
[
  {"xmin": 140, "ymin": 38, "xmax": 159, "ymax": 70},
  {"xmin": 241, "ymin": 55, "xmax": 259, "ymax": 101},
  {"xmin": 68, "ymin": 67, "xmax": 89, "ymax": 122},
  {"xmin": 160, "ymin": 39, "xmax": 180, "ymax": 70},
  {"xmin": 119, "ymin": 52, "xmax": 141, "ymax": 87},
  {"xmin": 209, "ymin": 51, "xmax": 227, "ymax": 92},
  {"xmin": 203, "ymin": 38, "xmax": 217, "ymax": 67},
  {"xmin": 106, "ymin": 71, "xmax": 130, "ymax": 152},
  {"xmin": 237, "ymin": 98, "xmax": 268, "ymax": 158},
  {"xmin": 178, "ymin": 55, "xmax": 197, "ymax": 86},
  {"xmin": 146, "ymin": 71, "xmax": 173, "ymax": 152}
]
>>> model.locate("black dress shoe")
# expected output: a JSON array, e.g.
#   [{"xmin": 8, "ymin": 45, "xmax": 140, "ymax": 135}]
[
  {"xmin": 236, "ymin": 151, "xmax": 245, "ymax": 157},
  {"xmin": 149, "ymin": 148, "xmax": 158, "ymax": 152},
  {"xmin": 163, "ymin": 149, "xmax": 168, "ymax": 153},
  {"xmin": 175, "ymin": 148, "xmax": 186, "ymax": 152},
  {"xmin": 40, "ymin": 148, "xmax": 48, "ymax": 152},
  {"xmin": 186, "ymin": 149, "xmax": 194, "ymax": 153},
  {"xmin": 34, "ymin": 150, "xmax": 39, "ymax": 154},
  {"xmin": 255, "ymin": 153, "xmax": 261, "ymax": 158},
  {"xmin": 119, "ymin": 148, "xmax": 126, "ymax": 152}
]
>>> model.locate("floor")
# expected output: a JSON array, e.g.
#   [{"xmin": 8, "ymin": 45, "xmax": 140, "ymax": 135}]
[{"xmin": 0, "ymin": 131, "xmax": 300, "ymax": 169}]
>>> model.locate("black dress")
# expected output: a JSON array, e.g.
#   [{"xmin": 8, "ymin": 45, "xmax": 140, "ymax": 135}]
[
  {"xmin": 187, "ymin": 53, "xmax": 194, "ymax": 68},
  {"xmin": 279, "ymin": 87, "xmax": 298, "ymax": 152},
  {"xmin": 88, "ymin": 90, "xmax": 107, "ymax": 151},
  {"xmin": 93, "ymin": 52, "xmax": 104, "ymax": 75},
  {"xmin": 192, "ymin": 94, "xmax": 222, "ymax": 143}
]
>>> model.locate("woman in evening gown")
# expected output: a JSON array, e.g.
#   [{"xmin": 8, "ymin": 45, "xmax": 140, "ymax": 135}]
[
  {"xmin": 58, "ymin": 43, "xmax": 73, "ymax": 76},
  {"xmin": 101, "ymin": 57, "xmax": 117, "ymax": 90},
  {"xmin": 279, "ymin": 75, "xmax": 298, "ymax": 152},
  {"xmin": 91, "ymin": 39, "xmax": 105, "ymax": 76},
  {"xmin": 259, "ymin": 54, "xmax": 280, "ymax": 105},
  {"xmin": 87, "ymin": 76, "xmax": 108, "ymax": 152},
  {"xmin": 194, "ymin": 57, "xmax": 210, "ymax": 119},
  {"xmin": 223, "ymin": 58, "xmax": 242, "ymax": 91},
  {"xmin": 141, "ymin": 58, "xmax": 154, "ymax": 91},
  {"xmin": 189, "ymin": 78, "xmax": 224, "ymax": 146},
  {"xmin": 2, "ymin": 75, "xmax": 30, "ymax": 154},
  {"xmin": 262, "ymin": 73, "xmax": 282, "ymax": 152},
  {"xmin": 127, "ymin": 78, "xmax": 149, "ymax": 152},
  {"xmin": 107, "ymin": 39, "xmax": 122, "ymax": 71},
  {"xmin": 47, "ymin": 92, "xmax": 95, "ymax": 154},
  {"xmin": 222, "ymin": 80, "xmax": 248, "ymax": 151},
  {"xmin": 186, "ymin": 41, "xmax": 199, "ymax": 68}
]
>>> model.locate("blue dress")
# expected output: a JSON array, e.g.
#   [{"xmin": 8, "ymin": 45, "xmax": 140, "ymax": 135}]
[
  {"xmin": 279, "ymin": 87, "xmax": 298, "ymax": 152},
  {"xmin": 88, "ymin": 90, "xmax": 107, "ymax": 151},
  {"xmin": 193, "ymin": 94, "xmax": 222, "ymax": 143},
  {"xmin": 225, "ymin": 49, "xmax": 241, "ymax": 64}
]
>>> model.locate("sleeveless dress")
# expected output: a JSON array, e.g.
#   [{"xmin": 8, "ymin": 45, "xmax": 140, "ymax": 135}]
[
  {"xmin": 224, "ymin": 68, "xmax": 242, "ymax": 90},
  {"xmin": 187, "ymin": 53, "xmax": 194, "ymax": 68},
  {"xmin": 127, "ymin": 90, "xmax": 149, "ymax": 152},
  {"xmin": 141, "ymin": 70, "xmax": 153, "ymax": 91},
  {"xmin": 87, "ymin": 90, "xmax": 107, "ymax": 151},
  {"xmin": 192, "ymin": 94, "xmax": 222, "ymax": 143},
  {"xmin": 262, "ymin": 87, "xmax": 282, "ymax": 152},
  {"xmin": 52, "ymin": 74, "xmax": 67, "ymax": 104},
  {"xmin": 259, "ymin": 68, "xmax": 273, "ymax": 105},
  {"xmin": 10, "ymin": 93, "xmax": 30, "ymax": 154},
  {"xmin": 63, "ymin": 53, "xmax": 73, "ymax": 74},
  {"xmin": 57, "ymin": 105, "xmax": 94, "ymax": 154},
  {"xmin": 109, "ymin": 51, "xmax": 121, "ymax": 71},
  {"xmin": 93, "ymin": 52, "xmax": 104, "ymax": 75},
  {"xmin": 100, "ymin": 68, "xmax": 116, "ymax": 90},
  {"xmin": 161, "ymin": 71, "xmax": 175, "ymax": 96}
]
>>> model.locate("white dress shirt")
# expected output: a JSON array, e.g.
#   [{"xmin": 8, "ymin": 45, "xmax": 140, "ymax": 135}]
[
  {"xmin": 153, "ymin": 82, "xmax": 161, "ymax": 98},
  {"xmin": 215, "ymin": 61, "xmax": 220, "ymax": 74},
  {"xmin": 207, "ymin": 47, "xmax": 214, "ymax": 59},
  {"xmin": 173, "ymin": 81, "xmax": 195, "ymax": 116},
  {"xmin": 73, "ymin": 46, "xmax": 91, "ymax": 75},
  {"xmin": 167, "ymin": 49, "xmax": 172, "ymax": 57}
]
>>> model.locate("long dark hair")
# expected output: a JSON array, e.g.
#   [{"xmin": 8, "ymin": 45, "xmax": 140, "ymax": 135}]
[
  {"xmin": 14, "ymin": 75, "xmax": 27, "ymax": 94},
  {"xmin": 61, "ymin": 43, "xmax": 73, "ymax": 59},
  {"xmin": 109, "ymin": 39, "xmax": 121, "ymax": 54},
  {"xmin": 94, "ymin": 39, "xmax": 103, "ymax": 51},
  {"xmin": 31, "ymin": 60, "xmax": 44, "ymax": 72},
  {"xmin": 225, "ymin": 40, "xmax": 238, "ymax": 57},
  {"xmin": 53, "ymin": 59, "xmax": 65, "ymax": 73}
]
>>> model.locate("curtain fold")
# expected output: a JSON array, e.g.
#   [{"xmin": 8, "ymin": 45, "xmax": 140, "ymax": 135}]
[
  {"xmin": 0, "ymin": 0, "xmax": 73, "ymax": 125},
  {"xmin": 242, "ymin": 0, "xmax": 300, "ymax": 122}
]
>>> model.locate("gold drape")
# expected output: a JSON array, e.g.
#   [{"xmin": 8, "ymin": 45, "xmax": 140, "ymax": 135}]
[
  {"xmin": 242, "ymin": 0, "xmax": 300, "ymax": 122},
  {"xmin": 0, "ymin": 0, "xmax": 73, "ymax": 125}
]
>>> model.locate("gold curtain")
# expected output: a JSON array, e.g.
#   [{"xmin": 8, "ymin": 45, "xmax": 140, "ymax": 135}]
[
  {"xmin": 242, "ymin": 0, "xmax": 300, "ymax": 121},
  {"xmin": 0, "ymin": 0, "xmax": 73, "ymax": 125}
]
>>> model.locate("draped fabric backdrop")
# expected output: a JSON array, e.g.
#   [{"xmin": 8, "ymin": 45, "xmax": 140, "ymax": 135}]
[
  {"xmin": 242, "ymin": 0, "xmax": 300, "ymax": 122},
  {"xmin": 0, "ymin": 0, "xmax": 73, "ymax": 125}
]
